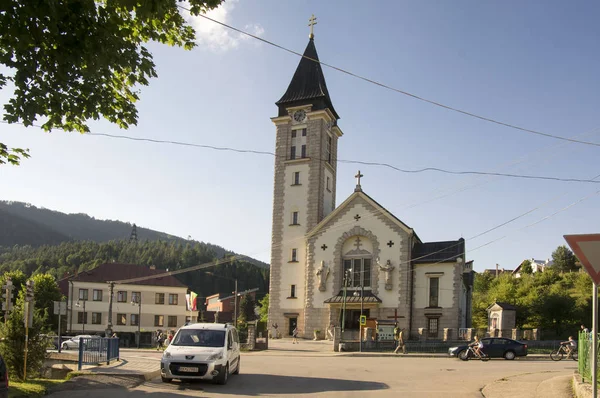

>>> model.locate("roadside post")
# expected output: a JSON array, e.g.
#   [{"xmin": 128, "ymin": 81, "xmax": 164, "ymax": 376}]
[
  {"xmin": 564, "ymin": 234, "xmax": 600, "ymax": 398},
  {"xmin": 54, "ymin": 299, "xmax": 67, "ymax": 353}
]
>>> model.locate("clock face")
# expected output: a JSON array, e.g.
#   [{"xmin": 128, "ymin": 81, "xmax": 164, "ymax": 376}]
[{"xmin": 293, "ymin": 110, "xmax": 306, "ymax": 123}]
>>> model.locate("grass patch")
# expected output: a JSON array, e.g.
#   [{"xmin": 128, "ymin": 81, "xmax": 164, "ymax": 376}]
[{"xmin": 8, "ymin": 379, "xmax": 66, "ymax": 398}]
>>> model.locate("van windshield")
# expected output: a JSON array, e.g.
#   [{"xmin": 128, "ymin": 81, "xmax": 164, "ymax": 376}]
[{"xmin": 172, "ymin": 329, "xmax": 226, "ymax": 348}]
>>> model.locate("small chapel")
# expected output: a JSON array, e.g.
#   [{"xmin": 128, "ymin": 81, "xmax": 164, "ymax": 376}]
[{"xmin": 268, "ymin": 18, "xmax": 474, "ymax": 341}]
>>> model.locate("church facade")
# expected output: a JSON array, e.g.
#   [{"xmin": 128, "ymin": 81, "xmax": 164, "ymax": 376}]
[{"xmin": 268, "ymin": 27, "xmax": 473, "ymax": 340}]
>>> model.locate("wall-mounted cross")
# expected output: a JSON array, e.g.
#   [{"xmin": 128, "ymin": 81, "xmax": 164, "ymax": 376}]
[
  {"xmin": 354, "ymin": 214, "xmax": 361, "ymax": 221},
  {"xmin": 354, "ymin": 237, "xmax": 362, "ymax": 250},
  {"xmin": 321, "ymin": 244, "xmax": 328, "ymax": 251},
  {"xmin": 387, "ymin": 240, "xmax": 394, "ymax": 247}
]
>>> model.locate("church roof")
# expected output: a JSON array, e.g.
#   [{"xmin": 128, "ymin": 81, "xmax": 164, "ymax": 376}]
[
  {"xmin": 276, "ymin": 38, "xmax": 339, "ymax": 119},
  {"xmin": 324, "ymin": 290, "xmax": 382, "ymax": 304},
  {"xmin": 412, "ymin": 239, "xmax": 465, "ymax": 264},
  {"xmin": 487, "ymin": 302, "xmax": 517, "ymax": 311}
]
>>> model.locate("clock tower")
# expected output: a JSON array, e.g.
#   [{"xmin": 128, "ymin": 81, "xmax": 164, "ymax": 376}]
[{"xmin": 268, "ymin": 19, "xmax": 343, "ymax": 335}]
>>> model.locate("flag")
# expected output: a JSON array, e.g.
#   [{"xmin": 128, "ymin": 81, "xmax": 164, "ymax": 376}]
[
  {"xmin": 185, "ymin": 294, "xmax": 191, "ymax": 311},
  {"xmin": 187, "ymin": 291, "xmax": 198, "ymax": 311}
]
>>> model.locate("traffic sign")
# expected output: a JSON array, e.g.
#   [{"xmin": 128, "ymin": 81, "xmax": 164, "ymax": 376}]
[
  {"xmin": 53, "ymin": 301, "xmax": 67, "ymax": 316},
  {"xmin": 564, "ymin": 234, "xmax": 600, "ymax": 284},
  {"xmin": 360, "ymin": 315, "xmax": 367, "ymax": 326}
]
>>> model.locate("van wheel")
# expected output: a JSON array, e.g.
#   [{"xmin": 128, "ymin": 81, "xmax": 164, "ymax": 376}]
[
  {"xmin": 233, "ymin": 358, "xmax": 240, "ymax": 375},
  {"xmin": 161, "ymin": 376, "xmax": 172, "ymax": 383},
  {"xmin": 215, "ymin": 364, "xmax": 229, "ymax": 385}
]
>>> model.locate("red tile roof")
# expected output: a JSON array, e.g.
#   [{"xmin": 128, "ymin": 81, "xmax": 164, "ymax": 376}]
[{"xmin": 67, "ymin": 263, "xmax": 187, "ymax": 288}]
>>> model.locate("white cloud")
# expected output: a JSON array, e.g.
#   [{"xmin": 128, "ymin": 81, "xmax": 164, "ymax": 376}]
[{"xmin": 180, "ymin": 0, "xmax": 265, "ymax": 52}]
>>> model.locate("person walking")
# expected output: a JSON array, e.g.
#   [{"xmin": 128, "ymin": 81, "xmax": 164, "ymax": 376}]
[
  {"xmin": 394, "ymin": 325, "xmax": 406, "ymax": 354},
  {"xmin": 292, "ymin": 327, "xmax": 299, "ymax": 344},
  {"xmin": 156, "ymin": 330, "xmax": 165, "ymax": 351}
]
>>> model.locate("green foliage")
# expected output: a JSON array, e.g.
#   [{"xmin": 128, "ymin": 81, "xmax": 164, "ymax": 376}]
[
  {"xmin": 258, "ymin": 294, "xmax": 269, "ymax": 323},
  {"xmin": 238, "ymin": 294, "xmax": 256, "ymax": 324},
  {"xmin": 0, "ymin": 282, "xmax": 50, "ymax": 380},
  {"xmin": 473, "ymin": 265, "xmax": 593, "ymax": 337},
  {"xmin": 0, "ymin": 0, "xmax": 224, "ymax": 165},
  {"xmin": 552, "ymin": 245, "xmax": 578, "ymax": 273},
  {"xmin": 0, "ymin": 240, "xmax": 269, "ymax": 304},
  {"xmin": 520, "ymin": 260, "xmax": 533, "ymax": 275}
]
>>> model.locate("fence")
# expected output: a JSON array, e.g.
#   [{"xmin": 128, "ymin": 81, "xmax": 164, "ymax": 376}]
[
  {"xmin": 578, "ymin": 331, "xmax": 600, "ymax": 384},
  {"xmin": 77, "ymin": 337, "xmax": 119, "ymax": 370}
]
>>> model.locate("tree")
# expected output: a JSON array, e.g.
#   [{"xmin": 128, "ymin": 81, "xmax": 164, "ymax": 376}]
[
  {"xmin": 0, "ymin": 0, "xmax": 224, "ymax": 165},
  {"xmin": 258, "ymin": 294, "xmax": 269, "ymax": 323},
  {"xmin": 30, "ymin": 273, "xmax": 63, "ymax": 330},
  {"xmin": 552, "ymin": 245, "xmax": 578, "ymax": 273},
  {"xmin": 238, "ymin": 294, "xmax": 256, "ymax": 324},
  {"xmin": 520, "ymin": 260, "xmax": 533, "ymax": 275}
]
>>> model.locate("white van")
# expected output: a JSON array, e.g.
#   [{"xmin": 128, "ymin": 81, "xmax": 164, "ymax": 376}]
[{"xmin": 160, "ymin": 323, "xmax": 241, "ymax": 385}]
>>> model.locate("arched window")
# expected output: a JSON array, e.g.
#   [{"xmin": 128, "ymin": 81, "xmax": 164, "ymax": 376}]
[{"xmin": 341, "ymin": 236, "xmax": 372, "ymax": 288}]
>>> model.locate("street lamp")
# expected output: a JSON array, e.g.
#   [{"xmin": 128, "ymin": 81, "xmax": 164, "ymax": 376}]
[
  {"xmin": 131, "ymin": 295, "xmax": 141, "ymax": 349},
  {"xmin": 353, "ymin": 284, "xmax": 364, "ymax": 352},
  {"xmin": 341, "ymin": 269, "xmax": 352, "ymax": 337},
  {"xmin": 76, "ymin": 300, "xmax": 86, "ymax": 333}
]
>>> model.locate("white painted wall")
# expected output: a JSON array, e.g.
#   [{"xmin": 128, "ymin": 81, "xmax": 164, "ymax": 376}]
[{"xmin": 413, "ymin": 263, "xmax": 455, "ymax": 308}]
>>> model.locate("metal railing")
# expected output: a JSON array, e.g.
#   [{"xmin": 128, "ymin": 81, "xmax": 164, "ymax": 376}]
[{"xmin": 77, "ymin": 337, "xmax": 120, "ymax": 370}]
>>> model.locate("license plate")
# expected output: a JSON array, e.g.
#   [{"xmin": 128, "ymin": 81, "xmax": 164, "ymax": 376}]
[{"xmin": 178, "ymin": 366, "xmax": 199, "ymax": 373}]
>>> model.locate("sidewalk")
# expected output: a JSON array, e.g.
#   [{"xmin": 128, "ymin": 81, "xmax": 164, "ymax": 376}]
[{"xmin": 482, "ymin": 371, "xmax": 573, "ymax": 398}]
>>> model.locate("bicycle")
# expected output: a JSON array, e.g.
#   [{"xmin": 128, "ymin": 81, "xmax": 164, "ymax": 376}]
[
  {"xmin": 550, "ymin": 344, "xmax": 578, "ymax": 361},
  {"xmin": 459, "ymin": 345, "xmax": 489, "ymax": 361}
]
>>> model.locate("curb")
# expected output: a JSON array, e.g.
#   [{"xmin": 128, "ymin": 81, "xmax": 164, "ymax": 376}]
[{"xmin": 76, "ymin": 369, "xmax": 161, "ymax": 381}]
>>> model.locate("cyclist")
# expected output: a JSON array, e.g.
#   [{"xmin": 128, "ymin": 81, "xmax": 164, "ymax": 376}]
[
  {"xmin": 471, "ymin": 335, "xmax": 485, "ymax": 358},
  {"xmin": 561, "ymin": 336, "xmax": 577, "ymax": 359}
]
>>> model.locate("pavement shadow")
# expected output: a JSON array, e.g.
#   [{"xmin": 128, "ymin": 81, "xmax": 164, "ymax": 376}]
[{"xmin": 139, "ymin": 373, "xmax": 389, "ymax": 396}]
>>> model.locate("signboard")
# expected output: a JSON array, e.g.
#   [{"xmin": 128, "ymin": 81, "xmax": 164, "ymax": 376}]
[
  {"xmin": 564, "ymin": 234, "xmax": 600, "ymax": 284},
  {"xmin": 359, "ymin": 315, "xmax": 367, "ymax": 326},
  {"xmin": 377, "ymin": 324, "xmax": 395, "ymax": 341},
  {"xmin": 53, "ymin": 301, "xmax": 67, "ymax": 316}
]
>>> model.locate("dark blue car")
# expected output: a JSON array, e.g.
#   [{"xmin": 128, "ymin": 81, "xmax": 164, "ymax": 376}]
[{"xmin": 448, "ymin": 337, "xmax": 528, "ymax": 360}]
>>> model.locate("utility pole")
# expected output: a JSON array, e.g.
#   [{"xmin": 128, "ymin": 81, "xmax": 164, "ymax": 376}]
[
  {"xmin": 233, "ymin": 279, "xmax": 238, "ymax": 326},
  {"xmin": 106, "ymin": 282, "xmax": 115, "ymax": 337}
]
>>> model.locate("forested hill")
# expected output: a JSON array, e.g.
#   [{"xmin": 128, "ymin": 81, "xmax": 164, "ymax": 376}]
[
  {"xmin": 0, "ymin": 240, "xmax": 269, "ymax": 301},
  {"xmin": 0, "ymin": 200, "xmax": 268, "ymax": 268}
]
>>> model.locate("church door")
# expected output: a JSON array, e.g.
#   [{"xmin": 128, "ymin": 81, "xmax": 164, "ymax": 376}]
[{"xmin": 288, "ymin": 317, "xmax": 297, "ymax": 336}]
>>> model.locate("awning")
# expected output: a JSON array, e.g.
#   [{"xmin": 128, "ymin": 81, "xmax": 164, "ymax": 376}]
[{"xmin": 324, "ymin": 290, "xmax": 382, "ymax": 304}]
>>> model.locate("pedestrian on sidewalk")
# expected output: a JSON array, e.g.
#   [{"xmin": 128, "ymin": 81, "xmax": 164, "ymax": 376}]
[
  {"xmin": 581, "ymin": 324, "xmax": 589, "ymax": 333},
  {"xmin": 394, "ymin": 325, "xmax": 406, "ymax": 354},
  {"xmin": 156, "ymin": 330, "xmax": 165, "ymax": 351},
  {"xmin": 292, "ymin": 327, "xmax": 299, "ymax": 344}
]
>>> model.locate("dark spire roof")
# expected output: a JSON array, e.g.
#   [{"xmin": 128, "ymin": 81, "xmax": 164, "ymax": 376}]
[{"xmin": 276, "ymin": 38, "xmax": 339, "ymax": 119}]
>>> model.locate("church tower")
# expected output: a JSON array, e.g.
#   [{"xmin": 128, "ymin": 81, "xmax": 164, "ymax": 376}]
[{"xmin": 268, "ymin": 17, "xmax": 343, "ymax": 335}]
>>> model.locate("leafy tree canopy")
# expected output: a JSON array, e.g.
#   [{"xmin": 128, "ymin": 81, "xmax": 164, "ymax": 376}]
[
  {"xmin": 520, "ymin": 259, "xmax": 533, "ymax": 275},
  {"xmin": 552, "ymin": 245, "xmax": 578, "ymax": 273},
  {"xmin": 0, "ymin": 0, "xmax": 224, "ymax": 165}
]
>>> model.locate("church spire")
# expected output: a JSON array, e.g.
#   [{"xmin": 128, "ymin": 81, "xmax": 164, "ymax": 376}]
[{"xmin": 275, "ymin": 16, "xmax": 339, "ymax": 119}]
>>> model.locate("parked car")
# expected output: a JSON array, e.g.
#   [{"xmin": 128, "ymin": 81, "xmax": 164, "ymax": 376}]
[
  {"xmin": 61, "ymin": 335, "xmax": 96, "ymax": 350},
  {"xmin": 0, "ymin": 353, "xmax": 8, "ymax": 398},
  {"xmin": 448, "ymin": 337, "xmax": 528, "ymax": 360},
  {"xmin": 160, "ymin": 323, "xmax": 241, "ymax": 385}
]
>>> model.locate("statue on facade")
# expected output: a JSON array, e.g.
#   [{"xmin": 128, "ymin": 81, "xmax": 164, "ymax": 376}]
[
  {"xmin": 316, "ymin": 260, "xmax": 330, "ymax": 292},
  {"xmin": 378, "ymin": 258, "xmax": 395, "ymax": 290}
]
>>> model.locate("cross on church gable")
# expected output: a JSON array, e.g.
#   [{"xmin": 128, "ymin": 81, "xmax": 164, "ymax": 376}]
[
  {"xmin": 354, "ymin": 214, "xmax": 361, "ymax": 221},
  {"xmin": 354, "ymin": 237, "xmax": 362, "ymax": 251},
  {"xmin": 387, "ymin": 240, "xmax": 394, "ymax": 247},
  {"xmin": 321, "ymin": 244, "xmax": 328, "ymax": 251}
]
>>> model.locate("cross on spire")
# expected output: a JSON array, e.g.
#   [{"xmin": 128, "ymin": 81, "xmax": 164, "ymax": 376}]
[
  {"xmin": 308, "ymin": 14, "xmax": 317, "ymax": 39},
  {"xmin": 354, "ymin": 170, "xmax": 363, "ymax": 192}
]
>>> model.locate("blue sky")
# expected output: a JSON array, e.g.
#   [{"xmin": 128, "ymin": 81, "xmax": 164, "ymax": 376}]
[{"xmin": 1, "ymin": 0, "xmax": 599, "ymax": 272}]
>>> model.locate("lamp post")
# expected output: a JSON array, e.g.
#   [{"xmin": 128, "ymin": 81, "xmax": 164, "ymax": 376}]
[
  {"xmin": 131, "ymin": 294, "xmax": 141, "ymax": 349},
  {"xmin": 76, "ymin": 300, "xmax": 86, "ymax": 333},
  {"xmin": 341, "ymin": 269, "xmax": 351, "ymax": 338},
  {"xmin": 353, "ymin": 284, "xmax": 364, "ymax": 352}
]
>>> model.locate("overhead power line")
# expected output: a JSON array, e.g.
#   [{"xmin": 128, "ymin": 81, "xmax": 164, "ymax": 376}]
[{"xmin": 177, "ymin": 5, "xmax": 600, "ymax": 148}]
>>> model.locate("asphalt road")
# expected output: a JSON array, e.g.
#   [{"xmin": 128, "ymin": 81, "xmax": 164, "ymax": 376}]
[{"xmin": 47, "ymin": 354, "xmax": 577, "ymax": 398}]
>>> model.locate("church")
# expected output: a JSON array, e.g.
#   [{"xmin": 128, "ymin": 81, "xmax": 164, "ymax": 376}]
[{"xmin": 268, "ymin": 21, "xmax": 473, "ymax": 341}]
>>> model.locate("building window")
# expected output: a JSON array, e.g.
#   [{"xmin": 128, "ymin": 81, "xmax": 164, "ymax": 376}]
[
  {"xmin": 131, "ymin": 292, "xmax": 141, "ymax": 304},
  {"xmin": 92, "ymin": 289, "xmax": 102, "ymax": 301},
  {"xmin": 155, "ymin": 293, "xmax": 165, "ymax": 305},
  {"xmin": 117, "ymin": 313, "xmax": 127, "ymax": 326},
  {"xmin": 291, "ymin": 249, "xmax": 298, "ymax": 262},
  {"xmin": 289, "ymin": 285, "xmax": 296, "ymax": 298},
  {"xmin": 169, "ymin": 294, "xmax": 178, "ymax": 305},
  {"xmin": 326, "ymin": 135, "xmax": 332, "ymax": 163},
  {"xmin": 428, "ymin": 317, "xmax": 439, "ymax": 338},
  {"xmin": 326, "ymin": 176, "xmax": 331, "ymax": 191},
  {"xmin": 131, "ymin": 314, "xmax": 140, "ymax": 326},
  {"xmin": 301, "ymin": 128, "xmax": 307, "ymax": 137},
  {"xmin": 343, "ymin": 258, "xmax": 372, "ymax": 287},
  {"xmin": 293, "ymin": 171, "xmax": 300, "ymax": 185},
  {"xmin": 301, "ymin": 144, "xmax": 306, "ymax": 158},
  {"xmin": 117, "ymin": 291, "xmax": 127, "ymax": 303},
  {"xmin": 290, "ymin": 146, "xmax": 296, "ymax": 160},
  {"xmin": 91, "ymin": 312, "xmax": 102, "ymax": 325},
  {"xmin": 154, "ymin": 315, "xmax": 164, "ymax": 327},
  {"xmin": 77, "ymin": 312, "xmax": 88, "ymax": 324},
  {"xmin": 429, "ymin": 277, "xmax": 439, "ymax": 307},
  {"xmin": 168, "ymin": 316, "xmax": 178, "ymax": 327},
  {"xmin": 78, "ymin": 289, "xmax": 88, "ymax": 301},
  {"xmin": 291, "ymin": 131, "xmax": 296, "ymax": 138},
  {"xmin": 291, "ymin": 211, "xmax": 299, "ymax": 225}
]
